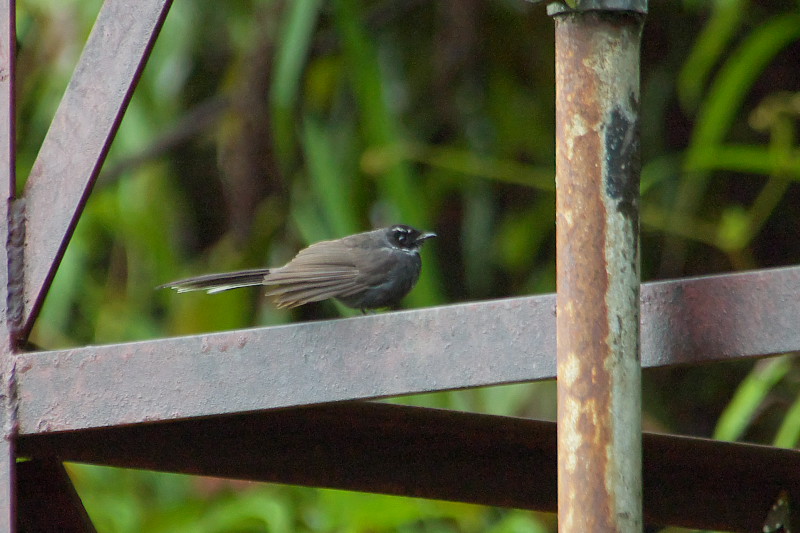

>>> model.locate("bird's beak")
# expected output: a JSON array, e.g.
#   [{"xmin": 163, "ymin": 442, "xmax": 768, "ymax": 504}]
[{"xmin": 416, "ymin": 232, "xmax": 437, "ymax": 244}]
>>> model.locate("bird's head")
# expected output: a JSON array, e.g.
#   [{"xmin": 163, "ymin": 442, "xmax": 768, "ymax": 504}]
[{"xmin": 386, "ymin": 224, "xmax": 437, "ymax": 251}]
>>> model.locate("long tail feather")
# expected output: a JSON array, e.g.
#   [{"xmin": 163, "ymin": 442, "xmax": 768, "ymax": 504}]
[{"xmin": 159, "ymin": 268, "xmax": 271, "ymax": 293}]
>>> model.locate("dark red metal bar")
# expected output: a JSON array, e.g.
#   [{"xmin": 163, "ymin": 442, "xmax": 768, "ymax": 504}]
[
  {"xmin": 13, "ymin": 265, "xmax": 800, "ymax": 435},
  {"xmin": 0, "ymin": 0, "xmax": 16, "ymax": 530},
  {"xmin": 21, "ymin": 0, "xmax": 173, "ymax": 340},
  {"xmin": 20, "ymin": 403, "xmax": 559, "ymax": 514},
  {"xmin": 15, "ymin": 402, "xmax": 800, "ymax": 533},
  {"xmin": 552, "ymin": 6, "xmax": 645, "ymax": 531},
  {"xmin": 16, "ymin": 459, "xmax": 96, "ymax": 533}
]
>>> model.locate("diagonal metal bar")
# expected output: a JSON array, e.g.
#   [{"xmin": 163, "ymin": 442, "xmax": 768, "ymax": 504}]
[
  {"xmin": 16, "ymin": 459, "xmax": 96, "ymax": 533},
  {"xmin": 21, "ymin": 0, "xmax": 173, "ymax": 340},
  {"xmin": 16, "ymin": 402, "xmax": 800, "ymax": 533},
  {"xmin": 13, "ymin": 265, "xmax": 800, "ymax": 435}
]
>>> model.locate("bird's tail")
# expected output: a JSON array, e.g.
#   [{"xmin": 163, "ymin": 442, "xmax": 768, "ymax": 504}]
[{"xmin": 158, "ymin": 268, "xmax": 271, "ymax": 294}]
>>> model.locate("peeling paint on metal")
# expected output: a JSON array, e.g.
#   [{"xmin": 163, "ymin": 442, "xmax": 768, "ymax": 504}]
[{"xmin": 554, "ymin": 10, "xmax": 644, "ymax": 533}]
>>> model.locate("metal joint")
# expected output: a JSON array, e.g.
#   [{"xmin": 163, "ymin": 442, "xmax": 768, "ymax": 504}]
[{"xmin": 543, "ymin": 0, "xmax": 648, "ymax": 16}]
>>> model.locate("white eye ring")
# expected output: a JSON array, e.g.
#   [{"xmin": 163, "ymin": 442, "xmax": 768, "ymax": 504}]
[{"xmin": 391, "ymin": 227, "xmax": 415, "ymax": 248}]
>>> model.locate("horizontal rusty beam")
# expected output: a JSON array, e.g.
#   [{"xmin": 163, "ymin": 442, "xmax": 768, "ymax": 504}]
[
  {"xmin": 16, "ymin": 402, "xmax": 800, "ymax": 533},
  {"xmin": 22, "ymin": 0, "xmax": 173, "ymax": 340},
  {"xmin": 15, "ymin": 265, "xmax": 800, "ymax": 434},
  {"xmin": 18, "ymin": 293, "xmax": 553, "ymax": 434}
]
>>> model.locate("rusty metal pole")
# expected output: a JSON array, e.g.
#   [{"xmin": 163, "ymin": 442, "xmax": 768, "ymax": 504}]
[
  {"xmin": 549, "ymin": 1, "xmax": 646, "ymax": 531},
  {"xmin": 0, "ymin": 0, "xmax": 17, "ymax": 530}
]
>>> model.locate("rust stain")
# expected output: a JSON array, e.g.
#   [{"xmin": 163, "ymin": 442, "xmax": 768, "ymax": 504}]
[{"xmin": 555, "ymin": 11, "xmax": 645, "ymax": 533}]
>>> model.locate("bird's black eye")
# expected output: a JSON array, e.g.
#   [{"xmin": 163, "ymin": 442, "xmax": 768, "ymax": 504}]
[{"xmin": 391, "ymin": 227, "xmax": 413, "ymax": 248}]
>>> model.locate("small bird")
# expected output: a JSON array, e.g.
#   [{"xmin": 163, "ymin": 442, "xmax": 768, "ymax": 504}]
[{"xmin": 160, "ymin": 224, "xmax": 437, "ymax": 311}]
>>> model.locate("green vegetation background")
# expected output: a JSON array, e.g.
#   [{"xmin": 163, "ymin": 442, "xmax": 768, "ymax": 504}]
[{"xmin": 14, "ymin": 0, "xmax": 800, "ymax": 531}]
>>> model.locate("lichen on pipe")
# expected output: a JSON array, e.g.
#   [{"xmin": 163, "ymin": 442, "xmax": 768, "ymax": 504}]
[{"xmin": 553, "ymin": 8, "xmax": 645, "ymax": 533}]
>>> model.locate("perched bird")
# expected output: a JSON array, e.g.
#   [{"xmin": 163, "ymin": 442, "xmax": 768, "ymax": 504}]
[{"xmin": 160, "ymin": 224, "xmax": 436, "ymax": 311}]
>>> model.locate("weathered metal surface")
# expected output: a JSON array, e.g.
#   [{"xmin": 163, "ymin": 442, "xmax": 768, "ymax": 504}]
[
  {"xmin": 642, "ymin": 266, "xmax": 800, "ymax": 366},
  {"xmin": 21, "ymin": 403, "xmax": 559, "ymax": 513},
  {"xmin": 12, "ymin": 265, "xmax": 800, "ymax": 435},
  {"xmin": 21, "ymin": 0, "xmax": 173, "ymax": 340},
  {"xmin": 16, "ymin": 402, "xmax": 800, "ymax": 533},
  {"xmin": 554, "ymin": 10, "xmax": 644, "ymax": 532},
  {"xmin": 642, "ymin": 430, "xmax": 800, "ymax": 532},
  {"xmin": 0, "ymin": 1, "xmax": 16, "ymax": 530},
  {"xmin": 546, "ymin": 0, "xmax": 648, "ymax": 15},
  {"xmin": 17, "ymin": 295, "xmax": 556, "ymax": 434},
  {"xmin": 16, "ymin": 459, "xmax": 96, "ymax": 533}
]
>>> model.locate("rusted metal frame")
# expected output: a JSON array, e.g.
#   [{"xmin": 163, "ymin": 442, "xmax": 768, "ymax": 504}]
[
  {"xmin": 17, "ymin": 293, "xmax": 556, "ymax": 433},
  {"xmin": 551, "ymin": 3, "xmax": 646, "ymax": 530},
  {"xmin": 0, "ymin": 1, "xmax": 17, "ymax": 530},
  {"xmin": 13, "ymin": 265, "xmax": 800, "ymax": 435},
  {"xmin": 16, "ymin": 459, "xmax": 97, "ymax": 533},
  {"xmin": 21, "ymin": 0, "xmax": 174, "ymax": 340},
  {"xmin": 13, "ymin": 2, "xmax": 174, "ymax": 529},
  {"xmin": 16, "ymin": 401, "xmax": 800, "ymax": 533}
]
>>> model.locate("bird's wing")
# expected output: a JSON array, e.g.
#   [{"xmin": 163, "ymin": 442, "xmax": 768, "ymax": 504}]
[{"xmin": 263, "ymin": 239, "xmax": 380, "ymax": 308}]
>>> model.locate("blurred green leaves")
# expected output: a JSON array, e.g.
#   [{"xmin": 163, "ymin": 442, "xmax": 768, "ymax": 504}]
[
  {"xmin": 684, "ymin": 13, "xmax": 800, "ymax": 174},
  {"xmin": 714, "ymin": 356, "xmax": 793, "ymax": 442},
  {"xmin": 271, "ymin": 0, "xmax": 322, "ymax": 165},
  {"xmin": 677, "ymin": 0, "xmax": 745, "ymax": 112}
]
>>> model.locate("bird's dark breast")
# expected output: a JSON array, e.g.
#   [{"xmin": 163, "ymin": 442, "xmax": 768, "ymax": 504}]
[{"xmin": 337, "ymin": 251, "xmax": 422, "ymax": 309}]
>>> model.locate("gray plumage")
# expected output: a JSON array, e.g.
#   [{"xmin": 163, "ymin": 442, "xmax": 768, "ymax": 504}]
[{"xmin": 159, "ymin": 225, "xmax": 436, "ymax": 310}]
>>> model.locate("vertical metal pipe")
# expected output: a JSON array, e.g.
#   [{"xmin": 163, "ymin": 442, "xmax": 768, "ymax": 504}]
[
  {"xmin": 550, "ymin": 3, "xmax": 645, "ymax": 531},
  {"xmin": 0, "ymin": 0, "xmax": 15, "ymax": 530}
]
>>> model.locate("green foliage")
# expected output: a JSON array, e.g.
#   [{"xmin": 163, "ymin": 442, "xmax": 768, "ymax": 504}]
[
  {"xmin": 14, "ymin": 0, "xmax": 800, "ymax": 531},
  {"xmin": 713, "ymin": 357, "xmax": 793, "ymax": 442}
]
